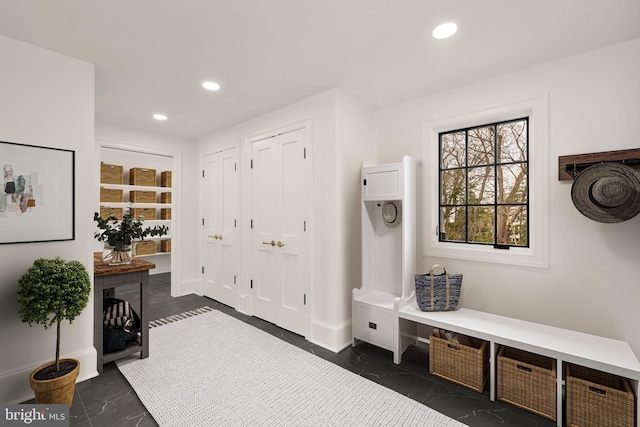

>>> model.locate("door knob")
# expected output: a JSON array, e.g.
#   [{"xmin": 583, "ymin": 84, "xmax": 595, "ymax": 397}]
[
  {"xmin": 276, "ymin": 241, "xmax": 285, "ymax": 248},
  {"xmin": 215, "ymin": 234, "xmax": 222, "ymax": 240},
  {"xmin": 262, "ymin": 240, "xmax": 275, "ymax": 247}
]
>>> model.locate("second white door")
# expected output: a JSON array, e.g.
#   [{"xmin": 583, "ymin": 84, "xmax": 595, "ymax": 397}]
[
  {"xmin": 203, "ymin": 146, "xmax": 239, "ymax": 308},
  {"xmin": 251, "ymin": 128, "xmax": 308, "ymax": 336}
]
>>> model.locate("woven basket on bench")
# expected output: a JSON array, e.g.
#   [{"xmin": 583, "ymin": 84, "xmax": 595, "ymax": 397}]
[
  {"xmin": 497, "ymin": 346, "xmax": 557, "ymax": 421},
  {"xmin": 429, "ymin": 334, "xmax": 488, "ymax": 393},
  {"xmin": 566, "ymin": 364, "xmax": 635, "ymax": 427}
]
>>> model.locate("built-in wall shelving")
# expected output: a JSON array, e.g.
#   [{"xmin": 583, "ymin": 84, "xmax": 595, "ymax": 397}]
[{"xmin": 98, "ymin": 145, "xmax": 175, "ymax": 274}]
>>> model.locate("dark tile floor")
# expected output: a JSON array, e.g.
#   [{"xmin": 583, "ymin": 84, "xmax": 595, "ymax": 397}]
[{"xmin": 48, "ymin": 273, "xmax": 557, "ymax": 426}]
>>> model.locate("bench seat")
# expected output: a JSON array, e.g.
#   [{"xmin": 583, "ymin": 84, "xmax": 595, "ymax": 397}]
[{"xmin": 395, "ymin": 300, "xmax": 640, "ymax": 427}]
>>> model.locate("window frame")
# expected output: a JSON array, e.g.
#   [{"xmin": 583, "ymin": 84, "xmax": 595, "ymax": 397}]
[
  {"xmin": 422, "ymin": 95, "xmax": 549, "ymax": 268},
  {"xmin": 438, "ymin": 117, "xmax": 530, "ymax": 248}
]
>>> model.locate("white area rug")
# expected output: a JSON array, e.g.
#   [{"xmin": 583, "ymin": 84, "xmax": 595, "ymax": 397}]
[{"xmin": 116, "ymin": 308, "xmax": 465, "ymax": 427}]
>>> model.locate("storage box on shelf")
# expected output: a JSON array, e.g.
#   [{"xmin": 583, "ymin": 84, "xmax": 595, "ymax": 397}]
[
  {"xmin": 100, "ymin": 162, "xmax": 123, "ymax": 184},
  {"xmin": 100, "ymin": 188, "xmax": 123, "ymax": 203},
  {"xmin": 497, "ymin": 346, "xmax": 557, "ymax": 421},
  {"xmin": 160, "ymin": 192, "xmax": 171, "ymax": 204},
  {"xmin": 429, "ymin": 333, "xmax": 488, "ymax": 393},
  {"xmin": 134, "ymin": 240, "xmax": 156, "ymax": 256},
  {"xmin": 160, "ymin": 171, "xmax": 172, "ymax": 188},
  {"xmin": 132, "ymin": 208, "xmax": 156, "ymax": 221},
  {"xmin": 130, "ymin": 190, "xmax": 156, "ymax": 203},
  {"xmin": 566, "ymin": 364, "xmax": 635, "ymax": 427},
  {"xmin": 99, "ymin": 206, "xmax": 123, "ymax": 220},
  {"xmin": 160, "ymin": 208, "xmax": 171, "ymax": 220},
  {"xmin": 160, "ymin": 239, "xmax": 171, "ymax": 253},
  {"xmin": 130, "ymin": 167, "xmax": 156, "ymax": 187}
]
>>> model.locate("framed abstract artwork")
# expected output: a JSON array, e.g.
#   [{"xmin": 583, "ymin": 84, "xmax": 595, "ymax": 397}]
[{"xmin": 0, "ymin": 140, "xmax": 75, "ymax": 244}]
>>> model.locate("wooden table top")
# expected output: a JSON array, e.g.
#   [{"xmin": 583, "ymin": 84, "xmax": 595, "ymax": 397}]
[{"xmin": 93, "ymin": 252, "xmax": 156, "ymax": 277}]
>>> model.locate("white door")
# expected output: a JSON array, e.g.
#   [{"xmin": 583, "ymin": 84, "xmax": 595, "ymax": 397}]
[
  {"xmin": 203, "ymin": 146, "xmax": 239, "ymax": 307},
  {"xmin": 252, "ymin": 128, "xmax": 308, "ymax": 336}
]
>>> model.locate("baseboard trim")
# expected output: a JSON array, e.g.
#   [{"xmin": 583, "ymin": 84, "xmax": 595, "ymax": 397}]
[
  {"xmin": 308, "ymin": 317, "xmax": 352, "ymax": 353},
  {"xmin": 175, "ymin": 279, "xmax": 199, "ymax": 296},
  {"xmin": 0, "ymin": 347, "xmax": 97, "ymax": 404}
]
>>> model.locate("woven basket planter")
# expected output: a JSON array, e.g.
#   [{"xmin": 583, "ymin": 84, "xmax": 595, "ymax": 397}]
[{"xmin": 29, "ymin": 358, "xmax": 80, "ymax": 406}]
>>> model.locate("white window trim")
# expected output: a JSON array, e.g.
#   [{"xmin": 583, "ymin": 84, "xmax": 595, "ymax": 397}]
[{"xmin": 422, "ymin": 95, "xmax": 549, "ymax": 268}]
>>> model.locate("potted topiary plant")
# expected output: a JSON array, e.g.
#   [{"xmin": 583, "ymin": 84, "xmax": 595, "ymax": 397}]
[
  {"xmin": 17, "ymin": 257, "xmax": 91, "ymax": 406},
  {"xmin": 94, "ymin": 206, "xmax": 168, "ymax": 265}
]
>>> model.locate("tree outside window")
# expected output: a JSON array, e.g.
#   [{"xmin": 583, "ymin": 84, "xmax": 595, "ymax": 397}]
[{"xmin": 439, "ymin": 118, "xmax": 529, "ymax": 247}]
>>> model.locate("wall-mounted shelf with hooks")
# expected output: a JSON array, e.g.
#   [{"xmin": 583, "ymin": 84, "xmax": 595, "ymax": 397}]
[{"xmin": 558, "ymin": 148, "xmax": 640, "ymax": 180}]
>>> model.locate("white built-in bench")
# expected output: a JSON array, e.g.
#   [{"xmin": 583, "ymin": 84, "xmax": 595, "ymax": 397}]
[{"xmin": 394, "ymin": 300, "xmax": 640, "ymax": 427}]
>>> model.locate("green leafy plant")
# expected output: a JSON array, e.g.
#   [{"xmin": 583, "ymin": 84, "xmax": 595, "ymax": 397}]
[
  {"xmin": 93, "ymin": 208, "xmax": 168, "ymax": 251},
  {"xmin": 18, "ymin": 257, "xmax": 91, "ymax": 372}
]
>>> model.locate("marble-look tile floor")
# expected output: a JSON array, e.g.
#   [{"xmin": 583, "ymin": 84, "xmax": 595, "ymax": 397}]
[{"xmin": 48, "ymin": 273, "xmax": 557, "ymax": 427}]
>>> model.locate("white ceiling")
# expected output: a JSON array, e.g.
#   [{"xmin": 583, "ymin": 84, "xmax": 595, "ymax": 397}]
[{"xmin": 0, "ymin": 0, "xmax": 639, "ymax": 140}]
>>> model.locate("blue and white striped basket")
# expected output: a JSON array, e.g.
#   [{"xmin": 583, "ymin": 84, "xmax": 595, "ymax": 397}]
[{"xmin": 415, "ymin": 265, "xmax": 462, "ymax": 311}]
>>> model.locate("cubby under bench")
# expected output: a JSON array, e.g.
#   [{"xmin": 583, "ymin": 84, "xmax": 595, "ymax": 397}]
[{"xmin": 395, "ymin": 300, "xmax": 640, "ymax": 427}]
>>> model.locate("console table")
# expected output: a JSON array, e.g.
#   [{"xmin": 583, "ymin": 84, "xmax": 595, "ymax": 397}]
[
  {"xmin": 93, "ymin": 252, "xmax": 155, "ymax": 374},
  {"xmin": 394, "ymin": 299, "xmax": 640, "ymax": 427}
]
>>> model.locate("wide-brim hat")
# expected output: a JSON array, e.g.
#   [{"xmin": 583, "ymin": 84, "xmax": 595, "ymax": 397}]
[{"xmin": 571, "ymin": 162, "xmax": 640, "ymax": 223}]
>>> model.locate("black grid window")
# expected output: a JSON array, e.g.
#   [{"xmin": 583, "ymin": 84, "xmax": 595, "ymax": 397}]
[{"xmin": 439, "ymin": 118, "xmax": 529, "ymax": 248}]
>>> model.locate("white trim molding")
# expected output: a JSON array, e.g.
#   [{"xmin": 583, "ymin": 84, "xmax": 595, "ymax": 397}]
[{"xmin": 422, "ymin": 94, "xmax": 549, "ymax": 268}]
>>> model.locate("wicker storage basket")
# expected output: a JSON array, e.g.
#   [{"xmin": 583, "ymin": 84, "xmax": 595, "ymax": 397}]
[
  {"xmin": 429, "ymin": 334, "xmax": 488, "ymax": 393},
  {"xmin": 130, "ymin": 167, "xmax": 156, "ymax": 186},
  {"xmin": 134, "ymin": 240, "xmax": 156, "ymax": 256},
  {"xmin": 131, "ymin": 208, "xmax": 156, "ymax": 221},
  {"xmin": 160, "ymin": 171, "xmax": 172, "ymax": 188},
  {"xmin": 497, "ymin": 347, "xmax": 557, "ymax": 421},
  {"xmin": 100, "ymin": 187, "xmax": 124, "ymax": 203},
  {"xmin": 99, "ymin": 206, "xmax": 123, "ymax": 220},
  {"xmin": 160, "ymin": 239, "xmax": 171, "ymax": 253},
  {"xmin": 161, "ymin": 208, "xmax": 172, "ymax": 220},
  {"xmin": 566, "ymin": 364, "xmax": 635, "ymax": 427},
  {"xmin": 160, "ymin": 192, "xmax": 172, "ymax": 204},
  {"xmin": 129, "ymin": 190, "xmax": 156, "ymax": 203},
  {"xmin": 100, "ymin": 163, "xmax": 123, "ymax": 184}
]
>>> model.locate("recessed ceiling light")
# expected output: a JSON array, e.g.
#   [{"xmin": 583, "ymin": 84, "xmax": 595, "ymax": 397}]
[
  {"xmin": 432, "ymin": 22, "xmax": 457, "ymax": 39},
  {"xmin": 202, "ymin": 81, "xmax": 221, "ymax": 91},
  {"xmin": 153, "ymin": 114, "xmax": 168, "ymax": 121}
]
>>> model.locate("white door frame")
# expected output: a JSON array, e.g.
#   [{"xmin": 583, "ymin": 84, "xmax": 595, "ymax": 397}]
[{"xmin": 97, "ymin": 138, "xmax": 182, "ymax": 296}]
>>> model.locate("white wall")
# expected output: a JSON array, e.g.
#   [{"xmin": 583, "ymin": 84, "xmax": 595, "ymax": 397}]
[
  {"xmin": 375, "ymin": 38, "xmax": 640, "ymax": 355},
  {"xmin": 335, "ymin": 91, "xmax": 376, "ymax": 335},
  {"xmin": 95, "ymin": 124, "xmax": 200, "ymax": 295},
  {"xmin": 198, "ymin": 88, "xmax": 375, "ymax": 351},
  {"xmin": 0, "ymin": 35, "xmax": 96, "ymax": 403}
]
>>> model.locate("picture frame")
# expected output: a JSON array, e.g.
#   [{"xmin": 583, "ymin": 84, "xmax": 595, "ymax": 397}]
[{"xmin": 0, "ymin": 140, "xmax": 75, "ymax": 244}]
